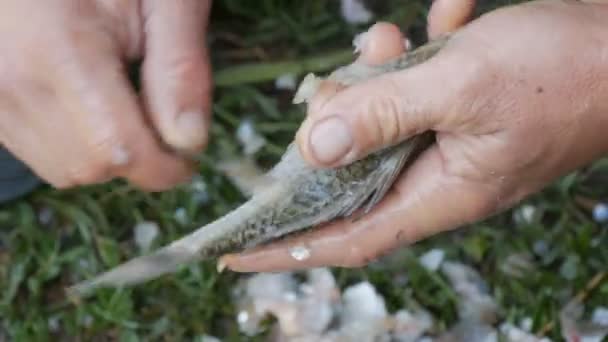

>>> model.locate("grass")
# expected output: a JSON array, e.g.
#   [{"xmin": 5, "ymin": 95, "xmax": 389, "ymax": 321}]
[{"xmin": 1, "ymin": 0, "xmax": 608, "ymax": 341}]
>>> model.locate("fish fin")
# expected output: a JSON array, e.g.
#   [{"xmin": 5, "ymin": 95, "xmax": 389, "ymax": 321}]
[
  {"xmin": 362, "ymin": 148, "xmax": 412, "ymax": 214},
  {"xmin": 332, "ymin": 148, "xmax": 410, "ymax": 221},
  {"xmin": 342, "ymin": 134, "xmax": 434, "ymax": 222},
  {"xmin": 363, "ymin": 134, "xmax": 434, "ymax": 214},
  {"xmin": 338, "ymin": 190, "xmax": 375, "ymax": 220}
]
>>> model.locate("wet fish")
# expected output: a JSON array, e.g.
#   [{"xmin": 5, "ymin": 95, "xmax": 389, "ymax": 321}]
[{"xmin": 67, "ymin": 34, "xmax": 451, "ymax": 298}]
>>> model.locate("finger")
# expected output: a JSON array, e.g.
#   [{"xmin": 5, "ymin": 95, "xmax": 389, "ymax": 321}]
[
  {"xmin": 299, "ymin": 22, "xmax": 409, "ymax": 143},
  {"xmin": 301, "ymin": 22, "xmax": 409, "ymax": 134},
  {"xmin": 355, "ymin": 22, "xmax": 408, "ymax": 65},
  {"xmin": 220, "ymin": 146, "xmax": 501, "ymax": 272},
  {"xmin": 49, "ymin": 36, "xmax": 195, "ymax": 191},
  {"xmin": 0, "ymin": 96, "xmax": 68, "ymax": 187},
  {"xmin": 295, "ymin": 42, "xmax": 471, "ymax": 168},
  {"xmin": 141, "ymin": 0, "xmax": 213, "ymax": 155},
  {"xmin": 427, "ymin": 0, "xmax": 477, "ymax": 39}
]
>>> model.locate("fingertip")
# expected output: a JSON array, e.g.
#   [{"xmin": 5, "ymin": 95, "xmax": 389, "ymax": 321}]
[
  {"xmin": 356, "ymin": 22, "xmax": 407, "ymax": 65},
  {"xmin": 141, "ymin": 0, "xmax": 214, "ymax": 155},
  {"xmin": 127, "ymin": 164, "xmax": 194, "ymax": 192},
  {"xmin": 427, "ymin": 0, "xmax": 476, "ymax": 39},
  {"xmin": 220, "ymin": 253, "xmax": 257, "ymax": 273},
  {"xmin": 295, "ymin": 80, "xmax": 349, "ymax": 168},
  {"xmin": 170, "ymin": 110, "xmax": 210, "ymax": 153},
  {"xmin": 142, "ymin": 55, "xmax": 213, "ymax": 155},
  {"xmin": 221, "ymin": 248, "xmax": 300, "ymax": 273},
  {"xmin": 121, "ymin": 142, "xmax": 197, "ymax": 192},
  {"xmin": 295, "ymin": 117, "xmax": 320, "ymax": 167}
]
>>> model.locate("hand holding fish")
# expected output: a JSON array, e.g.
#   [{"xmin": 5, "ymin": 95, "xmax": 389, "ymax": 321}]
[{"xmin": 222, "ymin": 0, "xmax": 608, "ymax": 272}]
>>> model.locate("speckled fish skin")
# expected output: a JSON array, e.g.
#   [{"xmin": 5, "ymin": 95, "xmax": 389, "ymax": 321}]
[{"xmin": 67, "ymin": 34, "xmax": 450, "ymax": 298}]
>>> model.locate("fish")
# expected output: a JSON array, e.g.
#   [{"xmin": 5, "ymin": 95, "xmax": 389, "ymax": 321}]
[{"xmin": 66, "ymin": 33, "xmax": 451, "ymax": 298}]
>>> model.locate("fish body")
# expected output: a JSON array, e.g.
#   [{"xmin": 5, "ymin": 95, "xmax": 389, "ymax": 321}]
[{"xmin": 67, "ymin": 34, "xmax": 450, "ymax": 298}]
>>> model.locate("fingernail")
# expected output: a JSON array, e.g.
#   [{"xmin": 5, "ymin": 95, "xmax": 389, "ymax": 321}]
[
  {"xmin": 309, "ymin": 116, "xmax": 353, "ymax": 165},
  {"xmin": 175, "ymin": 111, "xmax": 207, "ymax": 149},
  {"xmin": 216, "ymin": 259, "xmax": 227, "ymax": 273}
]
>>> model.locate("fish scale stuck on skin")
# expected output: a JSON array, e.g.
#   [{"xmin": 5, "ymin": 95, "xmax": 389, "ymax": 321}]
[{"xmin": 66, "ymin": 33, "xmax": 451, "ymax": 298}]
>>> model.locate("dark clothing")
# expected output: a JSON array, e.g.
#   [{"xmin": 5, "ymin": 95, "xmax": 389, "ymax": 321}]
[{"xmin": 0, "ymin": 147, "xmax": 40, "ymax": 203}]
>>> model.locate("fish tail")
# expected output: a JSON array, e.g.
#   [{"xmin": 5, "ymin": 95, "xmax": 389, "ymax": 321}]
[
  {"xmin": 66, "ymin": 245, "xmax": 196, "ymax": 298},
  {"xmin": 66, "ymin": 185, "xmax": 285, "ymax": 298}
]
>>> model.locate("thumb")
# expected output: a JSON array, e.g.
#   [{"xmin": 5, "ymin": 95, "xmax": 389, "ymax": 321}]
[
  {"xmin": 141, "ymin": 0, "xmax": 213, "ymax": 155},
  {"xmin": 296, "ymin": 48, "xmax": 461, "ymax": 168}
]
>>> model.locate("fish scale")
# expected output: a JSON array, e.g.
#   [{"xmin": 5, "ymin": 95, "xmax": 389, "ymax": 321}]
[{"xmin": 67, "ymin": 33, "xmax": 452, "ymax": 298}]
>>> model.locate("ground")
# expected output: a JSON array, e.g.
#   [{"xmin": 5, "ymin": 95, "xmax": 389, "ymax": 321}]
[{"xmin": 1, "ymin": 0, "xmax": 607, "ymax": 341}]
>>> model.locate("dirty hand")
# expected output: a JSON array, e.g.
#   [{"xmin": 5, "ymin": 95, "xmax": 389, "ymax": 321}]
[
  {"xmin": 222, "ymin": 0, "xmax": 608, "ymax": 272},
  {"xmin": 0, "ymin": 0, "xmax": 212, "ymax": 190}
]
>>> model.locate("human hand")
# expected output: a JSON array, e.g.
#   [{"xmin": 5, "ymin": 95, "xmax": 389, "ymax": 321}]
[
  {"xmin": 0, "ymin": 0, "xmax": 212, "ymax": 191},
  {"xmin": 221, "ymin": 0, "xmax": 608, "ymax": 272}
]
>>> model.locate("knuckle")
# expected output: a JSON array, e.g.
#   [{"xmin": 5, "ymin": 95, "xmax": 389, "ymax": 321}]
[
  {"xmin": 440, "ymin": 48, "xmax": 504, "ymax": 131},
  {"xmin": 166, "ymin": 51, "xmax": 206, "ymax": 83},
  {"xmin": 454, "ymin": 51, "xmax": 493, "ymax": 99},
  {"xmin": 68, "ymin": 131, "xmax": 131, "ymax": 185},
  {"xmin": 361, "ymin": 94, "xmax": 402, "ymax": 150},
  {"xmin": 90, "ymin": 131, "xmax": 127, "ymax": 165}
]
